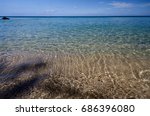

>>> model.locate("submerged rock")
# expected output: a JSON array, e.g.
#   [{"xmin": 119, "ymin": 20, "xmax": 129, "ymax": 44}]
[{"xmin": 2, "ymin": 16, "xmax": 10, "ymax": 20}]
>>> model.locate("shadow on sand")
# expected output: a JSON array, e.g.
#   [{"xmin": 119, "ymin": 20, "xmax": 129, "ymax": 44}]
[
  {"xmin": 0, "ymin": 57, "xmax": 84, "ymax": 99},
  {"xmin": 0, "ymin": 77, "xmax": 39, "ymax": 99},
  {"xmin": 0, "ymin": 58, "xmax": 46, "ymax": 80},
  {"xmin": 0, "ymin": 57, "xmax": 46, "ymax": 99}
]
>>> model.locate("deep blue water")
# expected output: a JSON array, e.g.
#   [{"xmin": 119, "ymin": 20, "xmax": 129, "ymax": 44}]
[{"xmin": 0, "ymin": 16, "xmax": 150, "ymax": 54}]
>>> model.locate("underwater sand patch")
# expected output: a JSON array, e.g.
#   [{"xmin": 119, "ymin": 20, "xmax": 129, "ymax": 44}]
[{"xmin": 139, "ymin": 70, "xmax": 150, "ymax": 80}]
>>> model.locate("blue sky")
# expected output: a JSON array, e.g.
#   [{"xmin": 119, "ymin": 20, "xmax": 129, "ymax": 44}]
[{"xmin": 0, "ymin": 0, "xmax": 150, "ymax": 16}]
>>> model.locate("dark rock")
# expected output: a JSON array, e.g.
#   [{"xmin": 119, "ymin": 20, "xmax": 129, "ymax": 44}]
[{"xmin": 2, "ymin": 16, "xmax": 10, "ymax": 20}]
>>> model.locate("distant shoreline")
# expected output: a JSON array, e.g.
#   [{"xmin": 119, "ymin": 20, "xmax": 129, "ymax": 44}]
[{"xmin": 1, "ymin": 16, "xmax": 150, "ymax": 18}]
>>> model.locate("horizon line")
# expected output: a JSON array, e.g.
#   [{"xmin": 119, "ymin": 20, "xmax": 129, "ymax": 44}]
[{"xmin": 1, "ymin": 15, "xmax": 150, "ymax": 17}]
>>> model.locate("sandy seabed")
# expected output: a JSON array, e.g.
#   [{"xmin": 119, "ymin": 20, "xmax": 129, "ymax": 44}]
[{"xmin": 0, "ymin": 47, "xmax": 150, "ymax": 99}]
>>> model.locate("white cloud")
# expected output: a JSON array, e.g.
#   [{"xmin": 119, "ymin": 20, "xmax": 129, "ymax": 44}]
[
  {"xmin": 111, "ymin": 2, "xmax": 133, "ymax": 8},
  {"xmin": 141, "ymin": 3, "xmax": 150, "ymax": 7}
]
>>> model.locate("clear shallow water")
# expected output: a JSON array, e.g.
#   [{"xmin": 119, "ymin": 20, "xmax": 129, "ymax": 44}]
[
  {"xmin": 0, "ymin": 17, "xmax": 150, "ymax": 99},
  {"xmin": 0, "ymin": 17, "xmax": 150, "ymax": 55}
]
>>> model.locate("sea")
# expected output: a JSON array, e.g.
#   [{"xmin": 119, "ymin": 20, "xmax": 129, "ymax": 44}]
[
  {"xmin": 0, "ymin": 16, "xmax": 150, "ymax": 56},
  {"xmin": 0, "ymin": 16, "xmax": 150, "ymax": 98}
]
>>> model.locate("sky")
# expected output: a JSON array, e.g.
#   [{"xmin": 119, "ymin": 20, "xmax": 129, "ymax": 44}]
[{"xmin": 0, "ymin": 0, "xmax": 150, "ymax": 16}]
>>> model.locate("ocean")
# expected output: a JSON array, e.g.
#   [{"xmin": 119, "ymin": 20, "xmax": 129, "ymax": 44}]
[
  {"xmin": 0, "ymin": 16, "xmax": 150, "ymax": 55},
  {"xmin": 0, "ymin": 16, "xmax": 150, "ymax": 98}
]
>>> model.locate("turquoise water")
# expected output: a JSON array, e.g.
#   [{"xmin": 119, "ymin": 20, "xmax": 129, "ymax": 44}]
[
  {"xmin": 0, "ymin": 17, "xmax": 150, "ymax": 54},
  {"xmin": 1, "ymin": 17, "xmax": 150, "ymax": 99}
]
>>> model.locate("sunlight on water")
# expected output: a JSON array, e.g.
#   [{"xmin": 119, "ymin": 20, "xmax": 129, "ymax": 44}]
[
  {"xmin": 0, "ymin": 17, "xmax": 150, "ymax": 98},
  {"xmin": 0, "ymin": 17, "xmax": 150, "ymax": 55}
]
